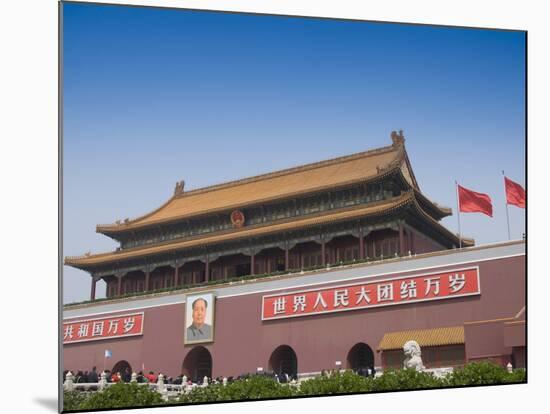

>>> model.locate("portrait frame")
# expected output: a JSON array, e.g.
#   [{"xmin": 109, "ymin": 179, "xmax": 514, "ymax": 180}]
[{"xmin": 184, "ymin": 292, "xmax": 216, "ymax": 345}]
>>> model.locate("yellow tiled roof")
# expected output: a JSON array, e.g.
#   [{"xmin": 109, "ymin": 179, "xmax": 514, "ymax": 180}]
[
  {"xmin": 377, "ymin": 326, "xmax": 465, "ymax": 351},
  {"xmin": 97, "ymin": 143, "xmax": 405, "ymax": 233}
]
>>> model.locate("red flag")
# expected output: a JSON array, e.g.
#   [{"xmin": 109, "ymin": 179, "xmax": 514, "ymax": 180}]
[
  {"xmin": 505, "ymin": 177, "xmax": 525, "ymax": 208},
  {"xmin": 458, "ymin": 184, "xmax": 493, "ymax": 217}
]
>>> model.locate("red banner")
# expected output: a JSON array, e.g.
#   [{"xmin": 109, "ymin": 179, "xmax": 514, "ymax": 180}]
[
  {"xmin": 63, "ymin": 312, "xmax": 144, "ymax": 344},
  {"xmin": 262, "ymin": 268, "xmax": 480, "ymax": 320}
]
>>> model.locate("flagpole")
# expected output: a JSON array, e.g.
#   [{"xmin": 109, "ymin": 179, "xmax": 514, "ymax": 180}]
[
  {"xmin": 503, "ymin": 171, "xmax": 511, "ymax": 240},
  {"xmin": 455, "ymin": 180, "xmax": 462, "ymax": 249}
]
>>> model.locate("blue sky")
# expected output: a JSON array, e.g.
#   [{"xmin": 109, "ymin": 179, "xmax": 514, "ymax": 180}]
[{"xmin": 62, "ymin": 2, "xmax": 525, "ymax": 303}]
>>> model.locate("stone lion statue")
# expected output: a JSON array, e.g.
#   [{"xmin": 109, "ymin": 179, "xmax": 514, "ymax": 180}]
[{"xmin": 403, "ymin": 340, "xmax": 425, "ymax": 371}]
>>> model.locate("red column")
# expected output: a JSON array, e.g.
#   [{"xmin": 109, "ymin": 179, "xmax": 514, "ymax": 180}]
[
  {"xmin": 117, "ymin": 274, "xmax": 122, "ymax": 296},
  {"xmin": 285, "ymin": 246, "xmax": 290, "ymax": 271},
  {"xmin": 174, "ymin": 264, "xmax": 179, "ymax": 286},
  {"xmin": 321, "ymin": 239, "xmax": 326, "ymax": 265},
  {"xmin": 90, "ymin": 277, "xmax": 97, "ymax": 301},
  {"xmin": 145, "ymin": 270, "xmax": 150, "ymax": 291},
  {"xmin": 359, "ymin": 230, "xmax": 365, "ymax": 259},
  {"xmin": 266, "ymin": 256, "xmax": 271, "ymax": 274},
  {"xmin": 205, "ymin": 257, "xmax": 210, "ymax": 282},
  {"xmin": 399, "ymin": 221, "xmax": 405, "ymax": 255},
  {"xmin": 251, "ymin": 253, "xmax": 255, "ymax": 275}
]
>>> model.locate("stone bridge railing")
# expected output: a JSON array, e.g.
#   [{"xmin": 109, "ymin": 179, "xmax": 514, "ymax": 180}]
[
  {"xmin": 64, "ymin": 364, "xmax": 472, "ymax": 400},
  {"xmin": 63, "ymin": 371, "xmax": 227, "ymax": 401}
]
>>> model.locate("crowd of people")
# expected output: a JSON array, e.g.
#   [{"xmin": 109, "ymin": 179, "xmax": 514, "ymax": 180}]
[
  {"xmin": 63, "ymin": 365, "xmax": 375, "ymax": 386},
  {"xmin": 353, "ymin": 366, "xmax": 376, "ymax": 377},
  {"xmin": 63, "ymin": 367, "xmax": 180, "ymax": 385}
]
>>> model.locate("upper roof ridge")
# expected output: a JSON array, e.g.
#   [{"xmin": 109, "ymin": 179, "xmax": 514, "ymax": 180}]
[
  {"xmin": 97, "ymin": 132, "xmax": 407, "ymax": 233},
  {"xmin": 175, "ymin": 142, "xmax": 397, "ymax": 199}
]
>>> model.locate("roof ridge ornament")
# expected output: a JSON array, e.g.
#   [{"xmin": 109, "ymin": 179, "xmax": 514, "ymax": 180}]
[
  {"xmin": 391, "ymin": 129, "xmax": 405, "ymax": 146},
  {"xmin": 174, "ymin": 180, "xmax": 185, "ymax": 196}
]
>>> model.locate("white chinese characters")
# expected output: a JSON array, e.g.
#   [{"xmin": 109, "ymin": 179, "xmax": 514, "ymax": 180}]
[
  {"xmin": 262, "ymin": 268, "xmax": 478, "ymax": 320},
  {"xmin": 63, "ymin": 314, "xmax": 143, "ymax": 343},
  {"xmin": 108, "ymin": 319, "xmax": 119, "ymax": 334},
  {"xmin": 123, "ymin": 317, "xmax": 135, "ymax": 333},
  {"xmin": 92, "ymin": 321, "xmax": 104, "ymax": 337},
  {"xmin": 313, "ymin": 292, "xmax": 328, "ymax": 309},
  {"xmin": 64, "ymin": 325, "xmax": 74, "ymax": 340},
  {"xmin": 400, "ymin": 280, "xmax": 417, "ymax": 299},
  {"xmin": 273, "ymin": 297, "xmax": 287, "ymax": 315},
  {"xmin": 77, "ymin": 323, "xmax": 89, "ymax": 338},
  {"xmin": 293, "ymin": 295, "xmax": 306, "ymax": 312},
  {"xmin": 449, "ymin": 273, "xmax": 466, "ymax": 293},
  {"xmin": 377, "ymin": 283, "xmax": 394, "ymax": 302},
  {"xmin": 334, "ymin": 289, "xmax": 349, "ymax": 307},
  {"xmin": 355, "ymin": 286, "xmax": 371, "ymax": 304},
  {"xmin": 424, "ymin": 277, "xmax": 440, "ymax": 296}
]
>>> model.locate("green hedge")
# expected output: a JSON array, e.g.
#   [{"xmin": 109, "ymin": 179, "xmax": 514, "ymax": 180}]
[
  {"xmin": 62, "ymin": 390, "xmax": 88, "ymax": 412},
  {"xmin": 177, "ymin": 375, "xmax": 296, "ymax": 403},
  {"xmin": 297, "ymin": 370, "xmax": 373, "ymax": 395},
  {"xmin": 63, "ymin": 362, "xmax": 526, "ymax": 411},
  {"xmin": 64, "ymin": 383, "xmax": 163, "ymax": 412},
  {"xmin": 445, "ymin": 361, "xmax": 526, "ymax": 386},
  {"xmin": 368, "ymin": 368, "xmax": 443, "ymax": 392}
]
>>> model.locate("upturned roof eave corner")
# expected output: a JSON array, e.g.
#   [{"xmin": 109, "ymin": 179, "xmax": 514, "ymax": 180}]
[
  {"xmin": 408, "ymin": 195, "xmax": 469, "ymax": 248},
  {"xmin": 460, "ymin": 237, "xmax": 475, "ymax": 247},
  {"xmin": 411, "ymin": 188, "xmax": 453, "ymax": 220},
  {"xmin": 389, "ymin": 130, "xmax": 420, "ymax": 192},
  {"xmin": 96, "ymin": 193, "xmax": 180, "ymax": 235},
  {"xmin": 402, "ymin": 148, "xmax": 420, "ymax": 191},
  {"xmin": 64, "ymin": 255, "xmax": 92, "ymax": 270},
  {"xmin": 439, "ymin": 206, "xmax": 453, "ymax": 217}
]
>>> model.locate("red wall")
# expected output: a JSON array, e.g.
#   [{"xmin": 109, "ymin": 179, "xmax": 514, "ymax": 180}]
[{"xmin": 64, "ymin": 254, "xmax": 525, "ymax": 378}]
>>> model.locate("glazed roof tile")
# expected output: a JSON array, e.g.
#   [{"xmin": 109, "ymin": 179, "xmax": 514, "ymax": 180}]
[
  {"xmin": 377, "ymin": 326, "xmax": 465, "ymax": 351},
  {"xmin": 97, "ymin": 142, "xmax": 405, "ymax": 233}
]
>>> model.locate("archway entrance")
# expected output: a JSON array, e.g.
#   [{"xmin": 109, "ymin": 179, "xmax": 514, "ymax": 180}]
[
  {"xmin": 182, "ymin": 346, "xmax": 212, "ymax": 383},
  {"xmin": 268, "ymin": 345, "xmax": 298, "ymax": 379},
  {"xmin": 111, "ymin": 360, "xmax": 132, "ymax": 380},
  {"xmin": 346, "ymin": 343, "xmax": 375, "ymax": 373}
]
